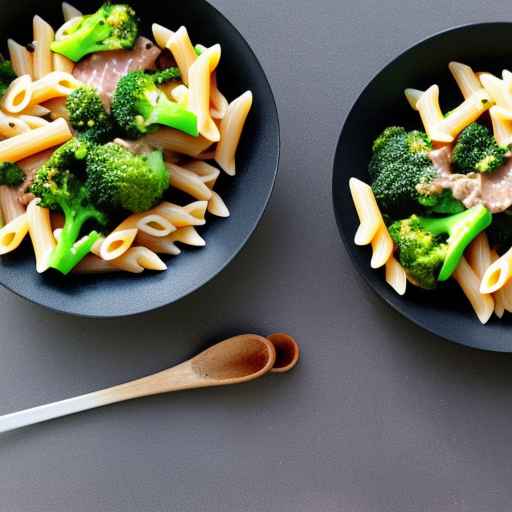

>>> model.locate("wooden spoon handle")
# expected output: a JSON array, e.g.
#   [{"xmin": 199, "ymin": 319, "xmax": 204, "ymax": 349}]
[{"xmin": 0, "ymin": 362, "xmax": 197, "ymax": 433}]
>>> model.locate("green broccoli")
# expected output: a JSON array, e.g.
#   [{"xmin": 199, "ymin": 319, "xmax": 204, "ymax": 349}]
[
  {"xmin": 50, "ymin": 3, "xmax": 138, "ymax": 62},
  {"xmin": 85, "ymin": 142, "xmax": 169, "ymax": 212},
  {"xmin": 31, "ymin": 138, "xmax": 107, "ymax": 274},
  {"xmin": 151, "ymin": 67, "xmax": 181, "ymax": 85},
  {"xmin": 369, "ymin": 126, "xmax": 463, "ymax": 216},
  {"xmin": 66, "ymin": 86, "xmax": 114, "ymax": 143},
  {"xmin": 111, "ymin": 70, "xmax": 197, "ymax": 139},
  {"xmin": 0, "ymin": 162, "xmax": 24, "ymax": 187},
  {"xmin": 452, "ymin": 123, "xmax": 507, "ymax": 173},
  {"xmin": 0, "ymin": 60, "xmax": 16, "ymax": 98},
  {"xmin": 389, "ymin": 204, "xmax": 492, "ymax": 288}
]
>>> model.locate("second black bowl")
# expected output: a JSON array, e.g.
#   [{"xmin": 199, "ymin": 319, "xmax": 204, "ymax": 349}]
[{"xmin": 333, "ymin": 22, "xmax": 512, "ymax": 351}]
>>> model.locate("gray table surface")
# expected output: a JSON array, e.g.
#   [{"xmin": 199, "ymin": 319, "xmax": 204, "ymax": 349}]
[{"xmin": 3, "ymin": 1, "xmax": 512, "ymax": 511}]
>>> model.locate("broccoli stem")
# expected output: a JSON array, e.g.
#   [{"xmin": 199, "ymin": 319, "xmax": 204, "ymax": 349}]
[
  {"xmin": 148, "ymin": 94, "xmax": 198, "ymax": 137},
  {"xmin": 418, "ymin": 204, "xmax": 492, "ymax": 281},
  {"xmin": 51, "ymin": 20, "xmax": 111, "ymax": 62},
  {"xmin": 49, "ymin": 206, "xmax": 103, "ymax": 275}
]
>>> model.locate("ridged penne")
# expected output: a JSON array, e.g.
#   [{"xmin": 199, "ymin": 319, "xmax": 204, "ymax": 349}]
[
  {"xmin": 0, "ymin": 118, "xmax": 72, "ymax": 162},
  {"xmin": 98, "ymin": 228, "xmax": 138, "ymax": 261},
  {"xmin": 53, "ymin": 53, "xmax": 74, "ymax": 74},
  {"xmin": 349, "ymin": 177, "xmax": 382, "ymax": 245},
  {"xmin": 153, "ymin": 201, "xmax": 207, "ymax": 227},
  {"xmin": 166, "ymin": 26, "xmax": 197, "ymax": 85},
  {"xmin": 0, "ymin": 112, "xmax": 30, "ymax": 137},
  {"xmin": 32, "ymin": 16, "xmax": 54, "ymax": 80},
  {"xmin": 385, "ymin": 256, "xmax": 407, "ymax": 296},
  {"xmin": 62, "ymin": 2, "xmax": 82, "ymax": 21},
  {"xmin": 480, "ymin": 246, "xmax": 512, "ymax": 294},
  {"xmin": 26, "ymin": 198, "xmax": 56, "ymax": 273},
  {"xmin": 210, "ymin": 72, "xmax": 228, "ymax": 119},
  {"xmin": 453, "ymin": 256, "xmax": 494, "ymax": 324},
  {"xmin": 448, "ymin": 62, "xmax": 483, "ymax": 100},
  {"xmin": 188, "ymin": 44, "xmax": 221, "ymax": 142},
  {"xmin": 370, "ymin": 224, "xmax": 394, "ymax": 269},
  {"xmin": 0, "ymin": 213, "xmax": 29, "ymax": 255},
  {"xmin": 215, "ymin": 91, "xmax": 252, "ymax": 176},
  {"xmin": 42, "ymin": 97, "xmax": 69, "ymax": 121},
  {"xmin": 404, "ymin": 89, "xmax": 424, "ymax": 111},
  {"xmin": 143, "ymin": 128, "xmax": 212, "ymax": 157},
  {"xmin": 166, "ymin": 162, "xmax": 213, "ymax": 200},
  {"xmin": 136, "ymin": 226, "xmax": 205, "ymax": 255},
  {"xmin": 489, "ymin": 106, "xmax": 512, "ymax": 146},
  {"xmin": 30, "ymin": 71, "xmax": 81, "ymax": 106},
  {"xmin": 479, "ymin": 72, "xmax": 512, "ymax": 111},
  {"xmin": 0, "ymin": 186, "xmax": 24, "ymax": 223},
  {"xmin": 152, "ymin": 23, "xmax": 174, "ymax": 49},
  {"xmin": 8, "ymin": 39, "xmax": 34, "ymax": 79},
  {"xmin": 490, "ymin": 249, "xmax": 507, "ymax": 318}
]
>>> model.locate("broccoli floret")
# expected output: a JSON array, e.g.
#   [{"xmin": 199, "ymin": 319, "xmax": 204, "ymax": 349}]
[
  {"xmin": 112, "ymin": 70, "xmax": 198, "ymax": 139},
  {"xmin": 151, "ymin": 67, "xmax": 181, "ymax": 85},
  {"xmin": 50, "ymin": 3, "xmax": 138, "ymax": 62},
  {"xmin": 31, "ymin": 139, "xmax": 107, "ymax": 274},
  {"xmin": 0, "ymin": 60, "xmax": 15, "ymax": 97},
  {"xmin": 452, "ymin": 123, "xmax": 507, "ymax": 173},
  {"xmin": 417, "ymin": 188, "xmax": 465, "ymax": 215},
  {"xmin": 0, "ymin": 162, "xmax": 24, "ymax": 187},
  {"xmin": 389, "ymin": 205, "xmax": 492, "ymax": 288},
  {"xmin": 369, "ymin": 126, "xmax": 448, "ymax": 216},
  {"xmin": 66, "ymin": 86, "xmax": 114, "ymax": 143},
  {"xmin": 85, "ymin": 142, "xmax": 169, "ymax": 212}
]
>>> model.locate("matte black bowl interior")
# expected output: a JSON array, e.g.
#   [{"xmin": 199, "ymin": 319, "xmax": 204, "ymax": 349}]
[
  {"xmin": 0, "ymin": 0, "xmax": 279, "ymax": 317},
  {"xmin": 333, "ymin": 22, "xmax": 512, "ymax": 352}
]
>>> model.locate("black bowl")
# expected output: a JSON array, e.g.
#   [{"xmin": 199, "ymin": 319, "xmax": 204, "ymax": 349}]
[
  {"xmin": 0, "ymin": 0, "xmax": 279, "ymax": 317},
  {"xmin": 333, "ymin": 22, "xmax": 512, "ymax": 352}
]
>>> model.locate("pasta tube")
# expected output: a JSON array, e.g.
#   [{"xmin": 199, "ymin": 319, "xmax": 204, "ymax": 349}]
[
  {"xmin": 153, "ymin": 201, "xmax": 207, "ymax": 228},
  {"xmin": 448, "ymin": 62, "xmax": 483, "ymax": 99},
  {"xmin": 385, "ymin": 256, "xmax": 407, "ymax": 296},
  {"xmin": 0, "ymin": 186, "xmax": 24, "ymax": 223},
  {"xmin": 404, "ymin": 88, "xmax": 423, "ymax": 111},
  {"xmin": 0, "ymin": 118, "xmax": 72, "ymax": 162},
  {"xmin": 26, "ymin": 198, "xmax": 56, "ymax": 273},
  {"xmin": 1, "ymin": 75, "xmax": 32, "ymax": 114},
  {"xmin": 480, "ymin": 246, "xmax": 512, "ymax": 294},
  {"xmin": 136, "ymin": 226, "xmax": 205, "ymax": 255},
  {"xmin": 166, "ymin": 163, "xmax": 213, "ymax": 200},
  {"xmin": 370, "ymin": 224, "xmax": 394, "ymax": 269},
  {"xmin": 349, "ymin": 177, "xmax": 382, "ymax": 245},
  {"xmin": 0, "ymin": 213, "xmax": 29, "ymax": 255},
  {"xmin": 453, "ymin": 256, "xmax": 494, "ymax": 324},
  {"xmin": 62, "ymin": 2, "xmax": 82, "ymax": 21},
  {"xmin": 8, "ymin": 40, "xmax": 34, "ymax": 79},
  {"xmin": 142, "ymin": 128, "xmax": 212, "ymax": 157},
  {"xmin": 167, "ymin": 26, "xmax": 196, "ymax": 85},
  {"xmin": 32, "ymin": 16, "xmax": 54, "ymax": 80},
  {"xmin": 215, "ymin": 91, "xmax": 253, "ymax": 176},
  {"xmin": 489, "ymin": 106, "xmax": 512, "ymax": 146},
  {"xmin": 152, "ymin": 23, "xmax": 174, "ymax": 49},
  {"xmin": 30, "ymin": 71, "xmax": 81, "ymax": 106}
]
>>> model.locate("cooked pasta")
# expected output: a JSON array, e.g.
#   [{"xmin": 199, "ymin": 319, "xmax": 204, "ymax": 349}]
[
  {"xmin": 32, "ymin": 16, "xmax": 54, "ymax": 80},
  {"xmin": 385, "ymin": 256, "xmax": 407, "ymax": 296},
  {"xmin": 188, "ymin": 44, "xmax": 221, "ymax": 142},
  {"xmin": 479, "ymin": 72, "xmax": 512, "ymax": 110},
  {"xmin": 215, "ymin": 91, "xmax": 253, "ymax": 175},
  {"xmin": 26, "ymin": 198, "xmax": 56, "ymax": 273},
  {"xmin": 467, "ymin": 232, "xmax": 492, "ymax": 279},
  {"xmin": 453, "ymin": 256, "xmax": 494, "ymax": 324},
  {"xmin": 489, "ymin": 106, "xmax": 512, "ymax": 146},
  {"xmin": 490, "ymin": 249, "xmax": 507, "ymax": 318},
  {"xmin": 8, "ymin": 40, "xmax": 34, "ymax": 79},
  {"xmin": 0, "ymin": 118, "xmax": 72, "ymax": 162},
  {"xmin": 0, "ymin": 213, "xmax": 29, "ymax": 255},
  {"xmin": 349, "ymin": 177, "xmax": 382, "ymax": 246},
  {"xmin": 370, "ymin": 224, "xmax": 394, "ymax": 269},
  {"xmin": 448, "ymin": 61, "xmax": 483, "ymax": 100},
  {"xmin": 2, "ymin": 75, "xmax": 32, "ymax": 114},
  {"xmin": 480, "ymin": 246, "xmax": 512, "ymax": 294},
  {"xmin": 166, "ymin": 26, "xmax": 197, "ymax": 85},
  {"xmin": 0, "ymin": 186, "xmax": 24, "ymax": 223},
  {"xmin": 62, "ymin": 2, "xmax": 82, "ymax": 21},
  {"xmin": 0, "ymin": 3, "xmax": 254, "ymax": 282}
]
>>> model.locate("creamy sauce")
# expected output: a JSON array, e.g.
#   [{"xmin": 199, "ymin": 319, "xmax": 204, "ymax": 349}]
[{"xmin": 429, "ymin": 146, "xmax": 512, "ymax": 213}]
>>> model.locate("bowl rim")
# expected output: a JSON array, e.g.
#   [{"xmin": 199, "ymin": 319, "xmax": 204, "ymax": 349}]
[
  {"xmin": 0, "ymin": 0, "xmax": 281, "ymax": 318},
  {"xmin": 331, "ymin": 21, "xmax": 512, "ymax": 351}
]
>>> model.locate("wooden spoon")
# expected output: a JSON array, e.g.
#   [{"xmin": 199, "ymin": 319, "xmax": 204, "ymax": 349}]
[{"xmin": 0, "ymin": 334, "xmax": 276, "ymax": 434}]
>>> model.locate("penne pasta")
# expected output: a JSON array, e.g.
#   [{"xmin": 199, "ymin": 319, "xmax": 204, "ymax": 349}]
[
  {"xmin": 62, "ymin": 2, "xmax": 82, "ymax": 22},
  {"xmin": 73, "ymin": 254, "xmax": 122, "ymax": 274},
  {"xmin": 385, "ymin": 256, "xmax": 407, "ymax": 295},
  {"xmin": 20, "ymin": 104, "xmax": 50, "ymax": 117},
  {"xmin": 18, "ymin": 114, "xmax": 50, "ymax": 129},
  {"xmin": 166, "ymin": 162, "xmax": 213, "ymax": 200},
  {"xmin": 53, "ymin": 53, "xmax": 75, "ymax": 74},
  {"xmin": 480, "ymin": 246, "xmax": 512, "ymax": 294},
  {"xmin": 370, "ymin": 224, "xmax": 394, "ymax": 269},
  {"xmin": 467, "ymin": 232, "xmax": 492, "ymax": 280},
  {"xmin": 8, "ymin": 39, "xmax": 34, "ymax": 79},
  {"xmin": 489, "ymin": 105, "xmax": 512, "ymax": 146},
  {"xmin": 26, "ymin": 198, "xmax": 56, "ymax": 273},
  {"xmin": 32, "ymin": 16, "xmax": 54, "ymax": 80},
  {"xmin": 0, "ymin": 186, "xmax": 24, "ymax": 223},
  {"xmin": 30, "ymin": 71, "xmax": 81, "ymax": 106},
  {"xmin": 188, "ymin": 44, "xmax": 221, "ymax": 142},
  {"xmin": 142, "ymin": 127, "xmax": 212, "ymax": 157},
  {"xmin": 448, "ymin": 62, "xmax": 483, "ymax": 100},
  {"xmin": 479, "ymin": 72, "xmax": 512, "ymax": 111},
  {"xmin": 153, "ymin": 201, "xmax": 207, "ymax": 227},
  {"xmin": 98, "ymin": 228, "xmax": 137, "ymax": 261},
  {"xmin": 166, "ymin": 26, "xmax": 197, "ymax": 85},
  {"xmin": 490, "ymin": 249, "xmax": 507, "ymax": 318},
  {"xmin": 0, "ymin": 118, "xmax": 72, "ymax": 162},
  {"xmin": 215, "ymin": 91, "xmax": 253, "ymax": 175},
  {"xmin": 349, "ymin": 177, "xmax": 382, "ymax": 246},
  {"xmin": 453, "ymin": 256, "xmax": 494, "ymax": 324},
  {"xmin": 110, "ymin": 246, "xmax": 167, "ymax": 273},
  {"xmin": 1, "ymin": 75, "xmax": 32, "ymax": 114},
  {"xmin": 210, "ymin": 72, "xmax": 228, "ymax": 119},
  {"xmin": 0, "ymin": 112, "xmax": 30, "ymax": 138},
  {"xmin": 416, "ymin": 85, "xmax": 452, "ymax": 142},
  {"xmin": 0, "ymin": 213, "xmax": 29, "ymax": 255},
  {"xmin": 42, "ymin": 97, "xmax": 69, "ymax": 120},
  {"xmin": 183, "ymin": 160, "xmax": 220, "ymax": 188},
  {"xmin": 207, "ymin": 190, "xmax": 229, "ymax": 218},
  {"xmin": 136, "ymin": 226, "xmax": 205, "ymax": 255},
  {"xmin": 404, "ymin": 88, "xmax": 424, "ymax": 111},
  {"xmin": 152, "ymin": 23, "xmax": 174, "ymax": 49}
]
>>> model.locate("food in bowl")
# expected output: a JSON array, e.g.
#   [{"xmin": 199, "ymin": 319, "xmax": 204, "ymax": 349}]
[
  {"xmin": 348, "ymin": 61, "xmax": 512, "ymax": 324},
  {"xmin": 0, "ymin": 2, "xmax": 253, "ymax": 277}
]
